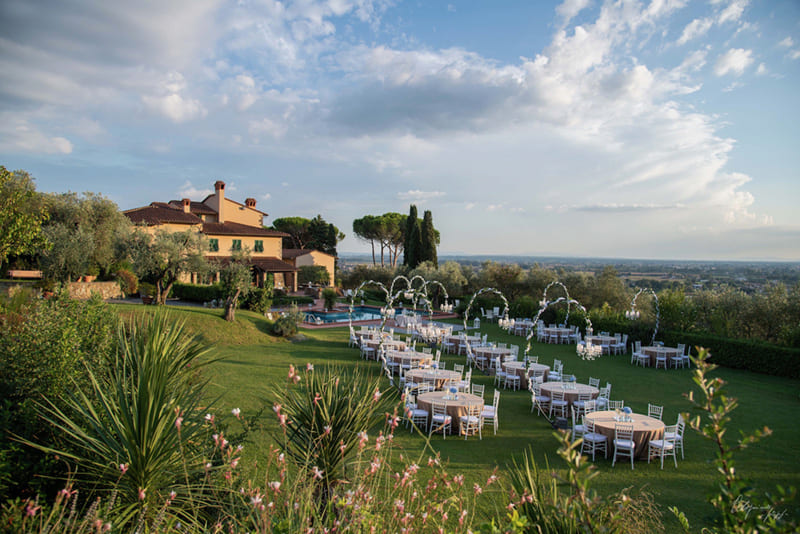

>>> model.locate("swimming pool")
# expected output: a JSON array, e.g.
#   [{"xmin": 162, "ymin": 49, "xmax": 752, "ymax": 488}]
[{"xmin": 304, "ymin": 306, "xmax": 397, "ymax": 324}]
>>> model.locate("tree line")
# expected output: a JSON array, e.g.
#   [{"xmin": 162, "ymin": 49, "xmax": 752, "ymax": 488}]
[{"xmin": 352, "ymin": 204, "xmax": 439, "ymax": 269}]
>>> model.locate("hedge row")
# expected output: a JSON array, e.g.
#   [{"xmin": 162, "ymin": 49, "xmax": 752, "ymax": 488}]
[
  {"xmin": 274, "ymin": 295, "xmax": 314, "ymax": 306},
  {"xmin": 660, "ymin": 330, "xmax": 800, "ymax": 380},
  {"xmin": 171, "ymin": 283, "xmax": 224, "ymax": 303}
]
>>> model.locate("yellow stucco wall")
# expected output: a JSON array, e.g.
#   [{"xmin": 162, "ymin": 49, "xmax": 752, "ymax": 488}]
[
  {"xmin": 134, "ymin": 222, "xmax": 201, "ymax": 235},
  {"xmin": 205, "ymin": 235, "xmax": 282, "ymax": 256},
  {"xmin": 295, "ymin": 251, "xmax": 336, "ymax": 286},
  {"xmin": 221, "ymin": 199, "xmax": 263, "ymax": 227}
]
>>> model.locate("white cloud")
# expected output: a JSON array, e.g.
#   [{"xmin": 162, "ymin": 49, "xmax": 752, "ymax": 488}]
[
  {"xmin": 464, "ymin": 202, "xmax": 476, "ymax": 210},
  {"xmin": 714, "ymin": 48, "xmax": 754, "ymax": 76},
  {"xmin": 397, "ymin": 190, "xmax": 446, "ymax": 201},
  {"xmin": 0, "ymin": 116, "xmax": 73, "ymax": 154},
  {"xmin": 789, "ymin": 50, "xmax": 800, "ymax": 61},
  {"xmin": 177, "ymin": 181, "xmax": 213, "ymax": 199},
  {"xmin": 556, "ymin": 0, "xmax": 591, "ymax": 26},
  {"xmin": 143, "ymin": 93, "xmax": 207, "ymax": 123},
  {"xmin": 778, "ymin": 37, "xmax": 794, "ymax": 48},
  {"xmin": 756, "ymin": 63, "xmax": 767, "ymax": 75},
  {"xmin": 677, "ymin": 18, "xmax": 713, "ymax": 45},
  {"xmin": 261, "ymin": 193, "xmax": 271, "ymax": 200},
  {"xmin": 717, "ymin": 0, "xmax": 748, "ymax": 25}
]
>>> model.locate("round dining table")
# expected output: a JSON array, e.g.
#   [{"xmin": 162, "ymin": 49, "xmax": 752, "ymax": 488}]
[
  {"xmin": 405, "ymin": 369, "xmax": 461, "ymax": 390},
  {"xmin": 385, "ymin": 350, "xmax": 432, "ymax": 367},
  {"xmin": 641, "ymin": 346, "xmax": 681, "ymax": 367},
  {"xmin": 502, "ymin": 361, "xmax": 550, "ymax": 388},
  {"xmin": 474, "ymin": 346, "xmax": 514, "ymax": 371},
  {"xmin": 363, "ymin": 338, "xmax": 406, "ymax": 353},
  {"xmin": 539, "ymin": 382, "xmax": 599, "ymax": 408},
  {"xmin": 584, "ymin": 410, "xmax": 665, "ymax": 459},
  {"xmin": 542, "ymin": 327, "xmax": 571, "ymax": 343},
  {"xmin": 445, "ymin": 334, "xmax": 482, "ymax": 354},
  {"xmin": 416, "ymin": 391, "xmax": 483, "ymax": 434}
]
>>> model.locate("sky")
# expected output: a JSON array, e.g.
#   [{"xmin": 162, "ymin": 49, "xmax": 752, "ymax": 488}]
[{"xmin": 1, "ymin": 0, "xmax": 799, "ymax": 261}]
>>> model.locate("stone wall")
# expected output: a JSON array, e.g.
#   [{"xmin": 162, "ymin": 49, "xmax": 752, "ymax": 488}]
[{"xmin": 67, "ymin": 281, "xmax": 123, "ymax": 300}]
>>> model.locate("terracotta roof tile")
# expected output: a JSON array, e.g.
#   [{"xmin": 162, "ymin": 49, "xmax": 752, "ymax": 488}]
[
  {"xmin": 202, "ymin": 221, "xmax": 289, "ymax": 237},
  {"xmin": 168, "ymin": 200, "xmax": 217, "ymax": 215},
  {"xmin": 123, "ymin": 204, "xmax": 202, "ymax": 225}
]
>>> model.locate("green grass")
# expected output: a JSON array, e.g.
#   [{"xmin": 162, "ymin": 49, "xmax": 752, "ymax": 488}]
[{"xmin": 111, "ymin": 305, "xmax": 800, "ymax": 530}]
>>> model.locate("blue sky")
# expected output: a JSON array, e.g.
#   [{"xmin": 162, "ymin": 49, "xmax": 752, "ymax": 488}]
[{"xmin": 1, "ymin": 0, "xmax": 798, "ymax": 260}]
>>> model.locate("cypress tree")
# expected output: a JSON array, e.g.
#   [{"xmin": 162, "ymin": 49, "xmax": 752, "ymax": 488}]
[
  {"xmin": 403, "ymin": 205, "xmax": 421, "ymax": 268},
  {"xmin": 419, "ymin": 209, "xmax": 438, "ymax": 268}
]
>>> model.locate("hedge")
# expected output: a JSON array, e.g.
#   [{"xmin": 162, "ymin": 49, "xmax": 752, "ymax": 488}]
[
  {"xmin": 171, "ymin": 283, "xmax": 224, "ymax": 303},
  {"xmin": 274, "ymin": 295, "xmax": 315, "ymax": 307},
  {"xmin": 660, "ymin": 330, "xmax": 800, "ymax": 379}
]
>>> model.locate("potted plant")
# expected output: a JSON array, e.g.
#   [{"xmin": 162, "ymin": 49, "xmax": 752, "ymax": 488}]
[{"xmin": 138, "ymin": 282, "xmax": 156, "ymax": 305}]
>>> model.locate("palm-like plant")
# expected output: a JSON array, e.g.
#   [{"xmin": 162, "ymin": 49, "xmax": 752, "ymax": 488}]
[
  {"xmin": 276, "ymin": 364, "xmax": 390, "ymax": 507},
  {"xmin": 31, "ymin": 311, "xmax": 216, "ymax": 528}
]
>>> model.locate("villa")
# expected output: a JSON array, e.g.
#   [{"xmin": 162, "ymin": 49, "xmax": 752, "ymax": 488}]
[{"xmin": 123, "ymin": 180, "xmax": 334, "ymax": 291}]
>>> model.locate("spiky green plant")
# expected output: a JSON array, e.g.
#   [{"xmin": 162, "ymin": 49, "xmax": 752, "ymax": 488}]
[
  {"xmin": 274, "ymin": 363, "xmax": 391, "ymax": 508},
  {"xmin": 28, "ymin": 311, "xmax": 217, "ymax": 529}
]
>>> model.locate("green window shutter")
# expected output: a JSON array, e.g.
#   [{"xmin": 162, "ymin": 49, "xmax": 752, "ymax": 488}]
[
  {"xmin": 209, "ymin": 239, "xmax": 219, "ymax": 252},
  {"xmin": 255, "ymin": 240, "xmax": 263, "ymax": 252},
  {"xmin": 232, "ymin": 239, "xmax": 242, "ymax": 251}
]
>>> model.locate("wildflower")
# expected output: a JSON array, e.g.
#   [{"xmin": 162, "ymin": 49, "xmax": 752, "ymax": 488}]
[
  {"xmin": 231, "ymin": 458, "xmax": 239, "ymax": 469},
  {"xmin": 119, "ymin": 463, "xmax": 128, "ymax": 474},
  {"xmin": 169, "ymin": 491, "xmax": 177, "ymax": 500},
  {"xmin": 357, "ymin": 431, "xmax": 368, "ymax": 448},
  {"xmin": 293, "ymin": 375, "xmax": 301, "ymax": 383},
  {"xmin": 306, "ymin": 363, "xmax": 314, "ymax": 372},
  {"xmin": 278, "ymin": 413, "xmax": 287, "ymax": 428},
  {"xmin": 205, "ymin": 462, "xmax": 212, "ymax": 471},
  {"xmin": 138, "ymin": 488, "xmax": 146, "ymax": 501},
  {"xmin": 288, "ymin": 364, "xmax": 297, "ymax": 381},
  {"xmin": 251, "ymin": 494, "xmax": 263, "ymax": 506},
  {"xmin": 278, "ymin": 453, "xmax": 285, "ymax": 463},
  {"xmin": 231, "ymin": 407, "xmax": 241, "ymax": 418},
  {"xmin": 205, "ymin": 413, "xmax": 215, "ymax": 424},
  {"xmin": 269, "ymin": 481, "xmax": 281, "ymax": 492},
  {"xmin": 407, "ymin": 463, "xmax": 419, "ymax": 474},
  {"xmin": 373, "ymin": 389, "xmax": 382, "ymax": 402},
  {"xmin": 453, "ymin": 474, "xmax": 464, "ymax": 486},
  {"xmin": 312, "ymin": 466, "xmax": 324, "ymax": 480},
  {"xmin": 25, "ymin": 502, "xmax": 40, "ymax": 517},
  {"xmin": 323, "ymin": 425, "xmax": 332, "ymax": 436},
  {"xmin": 339, "ymin": 440, "xmax": 347, "ymax": 454},
  {"xmin": 273, "ymin": 403, "xmax": 282, "ymax": 414},
  {"xmin": 237, "ymin": 444, "xmax": 244, "ymax": 452},
  {"xmin": 459, "ymin": 509, "xmax": 468, "ymax": 526},
  {"xmin": 506, "ymin": 502, "xmax": 515, "ymax": 510},
  {"xmin": 175, "ymin": 416, "xmax": 183, "ymax": 430},
  {"xmin": 314, "ymin": 393, "xmax": 322, "ymax": 406},
  {"xmin": 473, "ymin": 483, "xmax": 482, "ymax": 495}
]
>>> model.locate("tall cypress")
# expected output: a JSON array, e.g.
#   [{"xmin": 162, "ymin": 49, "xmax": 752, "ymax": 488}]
[
  {"xmin": 403, "ymin": 205, "xmax": 421, "ymax": 268},
  {"xmin": 419, "ymin": 209, "xmax": 438, "ymax": 268}
]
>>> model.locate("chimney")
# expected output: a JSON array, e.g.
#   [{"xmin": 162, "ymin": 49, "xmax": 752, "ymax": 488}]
[
  {"xmin": 214, "ymin": 180, "xmax": 225, "ymax": 223},
  {"xmin": 245, "ymin": 198, "xmax": 256, "ymax": 209},
  {"xmin": 181, "ymin": 198, "xmax": 191, "ymax": 213}
]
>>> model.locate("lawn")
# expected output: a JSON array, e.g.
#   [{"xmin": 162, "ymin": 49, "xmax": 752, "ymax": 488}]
[{"xmin": 114, "ymin": 304, "xmax": 800, "ymax": 531}]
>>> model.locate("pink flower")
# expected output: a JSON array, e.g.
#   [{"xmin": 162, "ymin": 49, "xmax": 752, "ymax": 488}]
[
  {"xmin": 205, "ymin": 413, "xmax": 215, "ymax": 424},
  {"xmin": 169, "ymin": 491, "xmax": 177, "ymax": 500},
  {"xmin": 269, "ymin": 481, "xmax": 281, "ymax": 492},
  {"xmin": 251, "ymin": 494, "xmax": 263, "ymax": 506},
  {"xmin": 230, "ymin": 457, "xmax": 239, "ymax": 469},
  {"xmin": 293, "ymin": 375, "xmax": 301, "ymax": 384},
  {"xmin": 273, "ymin": 403, "xmax": 282, "ymax": 414},
  {"xmin": 339, "ymin": 440, "xmax": 347, "ymax": 454},
  {"xmin": 312, "ymin": 466, "xmax": 324, "ymax": 480},
  {"xmin": 373, "ymin": 389, "xmax": 382, "ymax": 403},
  {"xmin": 231, "ymin": 408, "xmax": 241, "ymax": 418},
  {"xmin": 25, "ymin": 502, "xmax": 40, "ymax": 517},
  {"xmin": 314, "ymin": 393, "xmax": 322, "ymax": 406},
  {"xmin": 306, "ymin": 363, "xmax": 314, "ymax": 372},
  {"xmin": 119, "ymin": 463, "xmax": 128, "ymax": 474},
  {"xmin": 323, "ymin": 425, "xmax": 331, "ymax": 436},
  {"xmin": 175, "ymin": 416, "xmax": 183, "ymax": 430},
  {"xmin": 473, "ymin": 483, "xmax": 483, "ymax": 495},
  {"xmin": 138, "ymin": 487, "xmax": 146, "ymax": 501},
  {"xmin": 288, "ymin": 365, "xmax": 297, "ymax": 381}
]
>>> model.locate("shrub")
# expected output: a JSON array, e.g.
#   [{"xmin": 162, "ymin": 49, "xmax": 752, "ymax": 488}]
[
  {"xmin": 170, "ymin": 282, "xmax": 224, "ymax": 303},
  {"xmin": 298, "ymin": 265, "xmax": 330, "ymax": 286},
  {"xmin": 241, "ymin": 287, "xmax": 273, "ymax": 315},
  {"xmin": 321, "ymin": 288, "xmax": 337, "ymax": 310},
  {"xmin": 273, "ymin": 295, "xmax": 314, "ymax": 307},
  {"xmin": 27, "ymin": 312, "xmax": 220, "ymax": 530},
  {"xmin": 510, "ymin": 295, "xmax": 538, "ymax": 319},
  {"xmin": 138, "ymin": 281, "xmax": 156, "ymax": 298},
  {"xmin": 0, "ymin": 294, "xmax": 118, "ymax": 498},
  {"xmin": 115, "ymin": 268, "xmax": 138, "ymax": 296},
  {"xmin": 661, "ymin": 330, "xmax": 800, "ymax": 379},
  {"xmin": 272, "ymin": 305, "xmax": 303, "ymax": 337}
]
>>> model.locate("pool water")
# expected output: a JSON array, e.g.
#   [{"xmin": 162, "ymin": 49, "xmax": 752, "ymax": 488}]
[{"xmin": 305, "ymin": 306, "xmax": 395, "ymax": 323}]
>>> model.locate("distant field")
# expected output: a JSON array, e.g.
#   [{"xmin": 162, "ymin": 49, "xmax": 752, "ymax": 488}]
[{"xmin": 113, "ymin": 304, "xmax": 800, "ymax": 531}]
